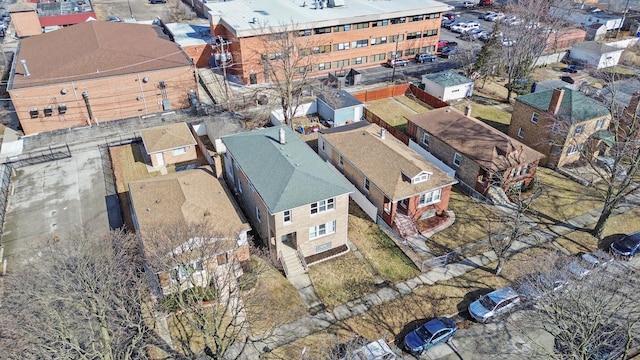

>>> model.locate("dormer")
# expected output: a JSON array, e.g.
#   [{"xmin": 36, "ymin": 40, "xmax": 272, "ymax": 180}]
[{"xmin": 409, "ymin": 170, "xmax": 432, "ymax": 184}]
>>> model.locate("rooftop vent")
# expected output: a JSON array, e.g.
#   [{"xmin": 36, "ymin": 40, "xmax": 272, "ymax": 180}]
[{"xmin": 20, "ymin": 60, "xmax": 30, "ymax": 77}]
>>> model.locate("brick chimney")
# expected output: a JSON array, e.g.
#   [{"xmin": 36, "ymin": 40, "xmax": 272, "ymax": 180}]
[
  {"xmin": 548, "ymin": 88, "xmax": 565, "ymax": 116},
  {"xmin": 624, "ymin": 90, "xmax": 640, "ymax": 120}
]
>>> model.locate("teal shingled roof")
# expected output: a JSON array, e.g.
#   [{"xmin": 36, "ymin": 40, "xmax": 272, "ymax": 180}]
[
  {"xmin": 221, "ymin": 125, "xmax": 352, "ymax": 214},
  {"xmin": 516, "ymin": 88, "xmax": 610, "ymax": 124},
  {"xmin": 423, "ymin": 70, "xmax": 473, "ymax": 87}
]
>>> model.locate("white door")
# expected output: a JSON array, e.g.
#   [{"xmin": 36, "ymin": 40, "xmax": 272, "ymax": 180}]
[{"xmin": 155, "ymin": 153, "xmax": 164, "ymax": 166}]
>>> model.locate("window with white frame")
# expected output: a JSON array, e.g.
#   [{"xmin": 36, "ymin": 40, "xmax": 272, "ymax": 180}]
[
  {"xmin": 413, "ymin": 173, "xmax": 430, "ymax": 184},
  {"xmin": 422, "ymin": 133, "xmax": 430, "ymax": 147},
  {"xmin": 566, "ymin": 143, "xmax": 583, "ymax": 155},
  {"xmin": 256, "ymin": 207, "xmax": 261, "ymax": 222},
  {"xmin": 170, "ymin": 260, "xmax": 204, "ymax": 281},
  {"xmin": 316, "ymin": 242, "xmax": 332, "ymax": 253},
  {"xmin": 283, "ymin": 210, "xmax": 292, "ymax": 224},
  {"xmin": 364, "ymin": 178, "xmax": 370, "ymax": 193},
  {"xmin": 418, "ymin": 189, "xmax": 441, "ymax": 207},
  {"xmin": 517, "ymin": 128, "xmax": 525, "ymax": 138},
  {"xmin": 531, "ymin": 113, "xmax": 538, "ymax": 124},
  {"xmin": 172, "ymin": 147, "xmax": 187, "ymax": 156},
  {"xmin": 453, "ymin": 152, "xmax": 462, "ymax": 167},
  {"xmin": 573, "ymin": 125, "xmax": 585, "ymax": 135},
  {"xmin": 334, "ymin": 42, "xmax": 350, "ymax": 51},
  {"xmin": 309, "ymin": 220, "xmax": 336, "ymax": 239},
  {"xmin": 595, "ymin": 119, "xmax": 605, "ymax": 129},
  {"xmin": 311, "ymin": 198, "xmax": 335, "ymax": 215},
  {"xmin": 352, "ymin": 39, "xmax": 368, "ymax": 48}
]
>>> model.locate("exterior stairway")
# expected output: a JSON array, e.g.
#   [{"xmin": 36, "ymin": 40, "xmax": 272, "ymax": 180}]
[
  {"xmin": 394, "ymin": 212, "xmax": 419, "ymax": 239},
  {"xmin": 279, "ymin": 244, "xmax": 306, "ymax": 277}
]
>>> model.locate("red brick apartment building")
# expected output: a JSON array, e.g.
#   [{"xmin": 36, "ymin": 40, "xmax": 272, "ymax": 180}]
[
  {"xmin": 8, "ymin": 21, "xmax": 197, "ymax": 135},
  {"xmin": 206, "ymin": 0, "xmax": 450, "ymax": 85}
]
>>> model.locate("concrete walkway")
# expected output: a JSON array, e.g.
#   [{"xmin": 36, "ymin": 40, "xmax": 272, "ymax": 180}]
[{"xmin": 226, "ymin": 189, "xmax": 640, "ymax": 359}]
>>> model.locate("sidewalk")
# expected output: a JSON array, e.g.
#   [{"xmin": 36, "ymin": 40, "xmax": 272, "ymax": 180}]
[{"xmin": 227, "ymin": 191, "xmax": 640, "ymax": 359}]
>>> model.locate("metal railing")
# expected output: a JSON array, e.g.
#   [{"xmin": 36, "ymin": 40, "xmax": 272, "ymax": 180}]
[
  {"xmin": 296, "ymin": 248, "xmax": 308, "ymax": 272},
  {"xmin": 0, "ymin": 164, "xmax": 11, "ymax": 236},
  {"xmin": 6, "ymin": 144, "xmax": 71, "ymax": 169},
  {"xmin": 420, "ymin": 251, "xmax": 459, "ymax": 272},
  {"xmin": 278, "ymin": 250, "xmax": 289, "ymax": 277}
]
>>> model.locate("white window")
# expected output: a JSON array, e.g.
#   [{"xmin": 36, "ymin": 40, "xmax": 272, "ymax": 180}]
[
  {"xmin": 595, "ymin": 119, "xmax": 605, "ymax": 129},
  {"xmin": 256, "ymin": 207, "xmax": 261, "ymax": 222},
  {"xmin": 516, "ymin": 166, "xmax": 523, "ymax": 176},
  {"xmin": 566, "ymin": 143, "xmax": 583, "ymax": 155},
  {"xmin": 453, "ymin": 152, "xmax": 462, "ymax": 167},
  {"xmin": 316, "ymin": 242, "xmax": 332, "ymax": 253},
  {"xmin": 309, "ymin": 220, "xmax": 336, "ymax": 239},
  {"xmin": 172, "ymin": 147, "xmax": 187, "ymax": 156},
  {"xmin": 418, "ymin": 189, "xmax": 442, "ymax": 207},
  {"xmin": 517, "ymin": 128, "xmax": 525, "ymax": 138},
  {"xmin": 413, "ymin": 173, "xmax": 430, "ymax": 184},
  {"xmin": 311, "ymin": 198, "xmax": 335, "ymax": 215},
  {"xmin": 574, "ymin": 125, "xmax": 585, "ymax": 135},
  {"xmin": 364, "ymin": 178, "xmax": 370, "ymax": 193},
  {"xmin": 422, "ymin": 133, "xmax": 430, "ymax": 146},
  {"xmin": 283, "ymin": 210, "xmax": 292, "ymax": 224},
  {"xmin": 531, "ymin": 113, "xmax": 538, "ymax": 124}
]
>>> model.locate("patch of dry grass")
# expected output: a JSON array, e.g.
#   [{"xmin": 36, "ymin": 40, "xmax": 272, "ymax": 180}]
[
  {"xmin": 110, "ymin": 143, "xmax": 161, "ymax": 192},
  {"xmin": 394, "ymin": 95, "xmax": 432, "ymax": 113},
  {"xmin": 530, "ymin": 167, "xmax": 602, "ymax": 224},
  {"xmin": 348, "ymin": 202, "xmax": 420, "ymax": 283},
  {"xmin": 308, "ymin": 251, "xmax": 379, "ymax": 309},
  {"xmin": 452, "ymin": 99, "xmax": 512, "ymax": 133},
  {"xmin": 243, "ymin": 257, "xmax": 308, "ymax": 334},
  {"xmin": 428, "ymin": 188, "xmax": 502, "ymax": 256},
  {"xmin": 365, "ymin": 97, "xmax": 419, "ymax": 132}
]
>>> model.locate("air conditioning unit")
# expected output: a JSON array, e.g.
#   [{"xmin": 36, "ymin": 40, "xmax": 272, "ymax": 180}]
[
  {"xmin": 29, "ymin": 108, "xmax": 38, "ymax": 118},
  {"xmin": 58, "ymin": 104, "xmax": 67, "ymax": 114},
  {"xmin": 43, "ymin": 106, "xmax": 53, "ymax": 116}
]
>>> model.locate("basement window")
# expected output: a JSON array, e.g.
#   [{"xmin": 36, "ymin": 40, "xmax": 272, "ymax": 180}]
[{"xmin": 29, "ymin": 108, "xmax": 38, "ymax": 118}]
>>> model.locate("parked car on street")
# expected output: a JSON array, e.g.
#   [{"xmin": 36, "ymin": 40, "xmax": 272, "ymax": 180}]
[
  {"xmin": 441, "ymin": 18, "xmax": 455, "ymax": 28},
  {"xmin": 610, "ymin": 231, "xmax": 640, "ymax": 258},
  {"xmin": 459, "ymin": 28, "xmax": 484, "ymax": 41},
  {"xmin": 345, "ymin": 338, "xmax": 396, "ymax": 360},
  {"xmin": 517, "ymin": 270, "xmax": 571, "ymax": 301},
  {"xmin": 451, "ymin": 22, "xmax": 480, "ymax": 33},
  {"xmin": 481, "ymin": 11, "xmax": 498, "ymax": 20},
  {"xmin": 461, "ymin": 1, "xmax": 475, "ymax": 8},
  {"xmin": 415, "ymin": 53, "xmax": 437, "ymax": 63},
  {"xmin": 438, "ymin": 40, "xmax": 458, "ymax": 50},
  {"xmin": 444, "ymin": 20, "xmax": 462, "ymax": 30},
  {"xmin": 486, "ymin": 12, "xmax": 505, "ymax": 22},
  {"xmin": 440, "ymin": 46, "xmax": 459, "ymax": 58},
  {"xmin": 443, "ymin": 13, "xmax": 457, "ymax": 21},
  {"xmin": 386, "ymin": 58, "xmax": 409, "ymax": 67},
  {"xmin": 500, "ymin": 37, "xmax": 516, "ymax": 47},
  {"xmin": 469, "ymin": 287, "xmax": 521, "ymax": 323},
  {"xmin": 567, "ymin": 250, "xmax": 612, "ymax": 280},
  {"xmin": 403, "ymin": 317, "xmax": 457, "ymax": 355}
]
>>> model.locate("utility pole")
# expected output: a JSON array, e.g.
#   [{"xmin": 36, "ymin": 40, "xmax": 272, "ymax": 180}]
[
  {"xmin": 390, "ymin": 34, "xmax": 400, "ymax": 83},
  {"xmin": 215, "ymin": 36, "xmax": 231, "ymax": 109}
]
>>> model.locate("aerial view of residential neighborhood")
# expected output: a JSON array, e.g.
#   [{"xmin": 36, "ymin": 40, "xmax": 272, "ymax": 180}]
[{"xmin": 1, "ymin": 0, "xmax": 640, "ymax": 358}]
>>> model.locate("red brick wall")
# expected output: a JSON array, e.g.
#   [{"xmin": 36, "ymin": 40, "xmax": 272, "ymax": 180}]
[{"xmin": 10, "ymin": 66, "xmax": 197, "ymax": 135}]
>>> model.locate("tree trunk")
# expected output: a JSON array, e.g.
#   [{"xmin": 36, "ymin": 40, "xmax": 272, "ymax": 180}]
[
  {"xmin": 495, "ymin": 258, "xmax": 504, "ymax": 276},
  {"xmin": 592, "ymin": 202, "xmax": 615, "ymax": 239}
]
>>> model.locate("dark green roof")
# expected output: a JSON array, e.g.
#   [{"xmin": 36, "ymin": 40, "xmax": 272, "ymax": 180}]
[
  {"xmin": 221, "ymin": 125, "xmax": 352, "ymax": 214},
  {"xmin": 516, "ymin": 88, "xmax": 610, "ymax": 124}
]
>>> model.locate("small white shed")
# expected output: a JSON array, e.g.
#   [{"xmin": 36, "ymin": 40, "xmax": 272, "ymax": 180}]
[
  {"xmin": 569, "ymin": 41, "xmax": 623, "ymax": 69},
  {"xmin": 421, "ymin": 70, "xmax": 474, "ymax": 102}
]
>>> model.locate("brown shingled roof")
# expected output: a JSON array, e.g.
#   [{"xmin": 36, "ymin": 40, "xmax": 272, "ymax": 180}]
[
  {"xmin": 10, "ymin": 21, "xmax": 192, "ymax": 89},
  {"xmin": 140, "ymin": 122, "xmax": 196, "ymax": 154},
  {"xmin": 406, "ymin": 107, "xmax": 545, "ymax": 172},
  {"xmin": 11, "ymin": 11, "xmax": 42, "ymax": 38},
  {"xmin": 320, "ymin": 122, "xmax": 457, "ymax": 201},
  {"xmin": 128, "ymin": 166, "xmax": 249, "ymax": 241}
]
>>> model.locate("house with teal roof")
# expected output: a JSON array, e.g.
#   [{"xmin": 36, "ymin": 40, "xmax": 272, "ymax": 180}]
[
  {"xmin": 421, "ymin": 70, "xmax": 474, "ymax": 102},
  {"xmin": 508, "ymin": 87, "xmax": 611, "ymax": 168},
  {"xmin": 221, "ymin": 125, "xmax": 352, "ymax": 275}
]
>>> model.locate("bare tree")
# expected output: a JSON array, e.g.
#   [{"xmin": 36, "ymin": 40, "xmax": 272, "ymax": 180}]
[
  {"xmin": 163, "ymin": 0, "xmax": 196, "ymax": 22},
  {"xmin": 251, "ymin": 22, "xmax": 318, "ymax": 128},
  {"xmin": 484, "ymin": 182, "xmax": 542, "ymax": 275},
  {"xmin": 0, "ymin": 228, "xmax": 172, "ymax": 360},
  {"xmin": 521, "ymin": 256, "xmax": 640, "ymax": 359},
  {"xmin": 141, "ymin": 221, "xmax": 275, "ymax": 359}
]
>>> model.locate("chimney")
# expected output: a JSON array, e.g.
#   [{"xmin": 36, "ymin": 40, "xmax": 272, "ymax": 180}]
[
  {"xmin": 548, "ymin": 88, "xmax": 564, "ymax": 116},
  {"xmin": 380, "ymin": 128, "xmax": 386, "ymax": 139},
  {"xmin": 465, "ymin": 104, "xmax": 472, "ymax": 117},
  {"xmin": 20, "ymin": 60, "xmax": 30, "ymax": 77},
  {"xmin": 624, "ymin": 90, "xmax": 640, "ymax": 120},
  {"xmin": 279, "ymin": 127, "xmax": 286, "ymax": 144}
]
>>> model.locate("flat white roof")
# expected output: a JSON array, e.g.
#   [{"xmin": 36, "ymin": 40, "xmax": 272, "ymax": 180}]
[
  {"xmin": 165, "ymin": 22, "xmax": 214, "ymax": 47},
  {"xmin": 206, "ymin": 0, "xmax": 450, "ymax": 37}
]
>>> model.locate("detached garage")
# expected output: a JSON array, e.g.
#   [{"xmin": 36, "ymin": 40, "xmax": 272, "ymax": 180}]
[
  {"xmin": 569, "ymin": 41, "xmax": 623, "ymax": 69},
  {"xmin": 421, "ymin": 70, "xmax": 474, "ymax": 102},
  {"xmin": 317, "ymin": 90, "xmax": 363, "ymax": 127}
]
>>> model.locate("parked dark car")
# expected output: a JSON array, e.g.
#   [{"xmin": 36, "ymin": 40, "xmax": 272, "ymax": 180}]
[
  {"xmin": 440, "ymin": 46, "xmax": 459, "ymax": 58},
  {"xmin": 610, "ymin": 231, "xmax": 640, "ymax": 258},
  {"xmin": 443, "ymin": 13, "xmax": 457, "ymax": 21},
  {"xmin": 403, "ymin": 317, "xmax": 457, "ymax": 355},
  {"xmin": 386, "ymin": 58, "xmax": 409, "ymax": 67},
  {"xmin": 149, "ymin": 0, "xmax": 167, "ymax": 4},
  {"xmin": 554, "ymin": 323, "xmax": 627, "ymax": 360},
  {"xmin": 415, "ymin": 53, "xmax": 437, "ymax": 63}
]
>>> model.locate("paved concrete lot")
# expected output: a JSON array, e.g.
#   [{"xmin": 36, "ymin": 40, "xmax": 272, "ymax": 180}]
[{"xmin": 1, "ymin": 149, "xmax": 110, "ymax": 264}]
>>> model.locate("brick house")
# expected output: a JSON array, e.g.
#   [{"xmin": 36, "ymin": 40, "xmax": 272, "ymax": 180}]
[
  {"xmin": 128, "ymin": 166, "xmax": 251, "ymax": 297},
  {"xmin": 140, "ymin": 122, "xmax": 198, "ymax": 167},
  {"xmin": 221, "ymin": 125, "xmax": 352, "ymax": 275},
  {"xmin": 206, "ymin": 0, "xmax": 449, "ymax": 84},
  {"xmin": 406, "ymin": 106, "xmax": 545, "ymax": 195},
  {"xmin": 8, "ymin": 21, "xmax": 197, "ymax": 135},
  {"xmin": 318, "ymin": 122, "xmax": 457, "ymax": 231},
  {"xmin": 508, "ymin": 88, "xmax": 611, "ymax": 168}
]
